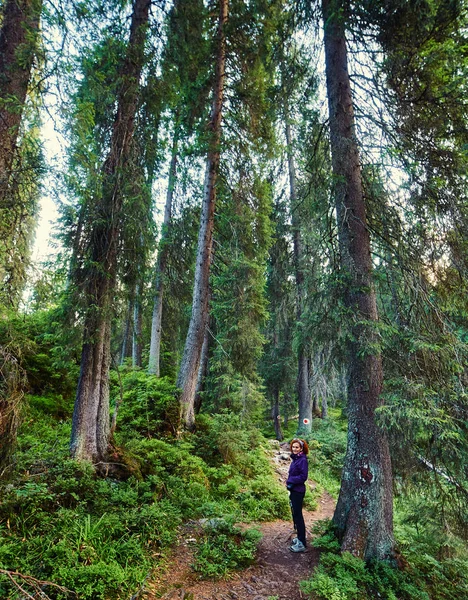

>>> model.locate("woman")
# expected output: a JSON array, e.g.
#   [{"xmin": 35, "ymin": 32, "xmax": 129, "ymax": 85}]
[{"xmin": 286, "ymin": 438, "xmax": 309, "ymax": 552}]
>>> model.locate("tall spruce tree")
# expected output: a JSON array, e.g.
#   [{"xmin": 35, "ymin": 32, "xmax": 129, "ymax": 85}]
[{"xmin": 322, "ymin": 0, "xmax": 395, "ymax": 560}]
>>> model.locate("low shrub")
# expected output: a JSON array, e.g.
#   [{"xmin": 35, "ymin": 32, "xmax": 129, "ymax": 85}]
[{"xmin": 191, "ymin": 518, "xmax": 262, "ymax": 579}]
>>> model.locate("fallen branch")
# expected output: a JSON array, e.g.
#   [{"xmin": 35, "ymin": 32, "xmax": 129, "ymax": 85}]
[{"xmin": 0, "ymin": 568, "xmax": 76, "ymax": 599}]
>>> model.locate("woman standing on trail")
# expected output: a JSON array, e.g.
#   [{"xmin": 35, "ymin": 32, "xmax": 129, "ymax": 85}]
[{"xmin": 286, "ymin": 438, "xmax": 309, "ymax": 552}]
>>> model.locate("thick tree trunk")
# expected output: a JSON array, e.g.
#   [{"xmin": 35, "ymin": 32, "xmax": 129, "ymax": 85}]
[
  {"xmin": 70, "ymin": 0, "xmax": 151, "ymax": 464},
  {"xmin": 0, "ymin": 0, "xmax": 42, "ymax": 203},
  {"xmin": 285, "ymin": 113, "xmax": 312, "ymax": 437},
  {"xmin": 148, "ymin": 129, "xmax": 179, "ymax": 375},
  {"xmin": 176, "ymin": 0, "xmax": 228, "ymax": 430},
  {"xmin": 322, "ymin": 0, "xmax": 394, "ymax": 561}
]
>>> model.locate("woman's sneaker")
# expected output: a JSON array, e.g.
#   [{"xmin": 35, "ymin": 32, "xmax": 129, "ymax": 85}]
[{"xmin": 289, "ymin": 539, "xmax": 306, "ymax": 553}]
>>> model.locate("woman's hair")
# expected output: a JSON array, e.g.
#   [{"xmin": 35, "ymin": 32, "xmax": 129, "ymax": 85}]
[{"xmin": 290, "ymin": 438, "xmax": 309, "ymax": 455}]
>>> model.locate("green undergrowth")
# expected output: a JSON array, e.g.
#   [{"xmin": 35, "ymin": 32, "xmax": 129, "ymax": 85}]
[
  {"xmin": 191, "ymin": 518, "xmax": 262, "ymax": 579},
  {"xmin": 0, "ymin": 374, "xmax": 290, "ymax": 599},
  {"xmin": 301, "ymin": 519, "xmax": 468, "ymax": 600}
]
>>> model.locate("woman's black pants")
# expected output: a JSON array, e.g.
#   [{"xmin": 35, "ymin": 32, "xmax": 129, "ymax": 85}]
[{"xmin": 289, "ymin": 490, "xmax": 306, "ymax": 546}]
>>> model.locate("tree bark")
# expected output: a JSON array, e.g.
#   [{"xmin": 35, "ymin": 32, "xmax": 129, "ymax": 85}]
[
  {"xmin": 322, "ymin": 0, "xmax": 395, "ymax": 561},
  {"xmin": 176, "ymin": 0, "xmax": 228, "ymax": 430},
  {"xmin": 70, "ymin": 0, "xmax": 151, "ymax": 464},
  {"xmin": 119, "ymin": 299, "xmax": 132, "ymax": 366},
  {"xmin": 148, "ymin": 127, "xmax": 179, "ymax": 375},
  {"xmin": 0, "ymin": 0, "xmax": 42, "ymax": 304},
  {"xmin": 284, "ymin": 111, "xmax": 312, "ymax": 437},
  {"xmin": 321, "ymin": 390, "xmax": 328, "ymax": 419},
  {"xmin": 194, "ymin": 324, "xmax": 210, "ymax": 415},
  {"xmin": 0, "ymin": 0, "xmax": 42, "ymax": 204},
  {"xmin": 272, "ymin": 387, "xmax": 284, "ymax": 441},
  {"xmin": 132, "ymin": 282, "xmax": 143, "ymax": 368}
]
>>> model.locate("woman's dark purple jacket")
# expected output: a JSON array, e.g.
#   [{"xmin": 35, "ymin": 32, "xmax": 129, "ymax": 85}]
[{"xmin": 286, "ymin": 452, "xmax": 308, "ymax": 494}]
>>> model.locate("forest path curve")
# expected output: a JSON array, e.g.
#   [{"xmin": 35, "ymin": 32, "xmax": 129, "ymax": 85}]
[{"xmin": 143, "ymin": 441, "xmax": 335, "ymax": 600}]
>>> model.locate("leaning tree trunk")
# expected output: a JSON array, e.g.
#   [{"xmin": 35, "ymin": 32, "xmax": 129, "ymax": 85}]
[
  {"xmin": 176, "ymin": 0, "xmax": 228, "ymax": 430},
  {"xmin": 322, "ymin": 0, "xmax": 395, "ymax": 561},
  {"xmin": 284, "ymin": 110, "xmax": 312, "ymax": 437},
  {"xmin": 70, "ymin": 0, "xmax": 151, "ymax": 464},
  {"xmin": 148, "ymin": 127, "xmax": 179, "ymax": 375}
]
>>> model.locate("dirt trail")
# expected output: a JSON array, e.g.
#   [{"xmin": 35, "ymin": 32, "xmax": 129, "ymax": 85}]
[{"xmin": 143, "ymin": 441, "xmax": 335, "ymax": 600}]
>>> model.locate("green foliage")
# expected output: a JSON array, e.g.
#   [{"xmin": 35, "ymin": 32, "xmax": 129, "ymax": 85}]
[
  {"xmin": 0, "ymin": 421, "xmax": 181, "ymax": 599},
  {"xmin": 191, "ymin": 518, "xmax": 261, "ymax": 579},
  {"xmin": 0, "ymin": 97, "xmax": 44, "ymax": 308},
  {"xmin": 308, "ymin": 412, "xmax": 347, "ymax": 498},
  {"xmin": 1, "ymin": 394, "xmax": 292, "ymax": 598},
  {"xmin": 0, "ymin": 308, "xmax": 79, "ymax": 400},
  {"xmin": 110, "ymin": 370, "xmax": 179, "ymax": 437},
  {"xmin": 192, "ymin": 412, "xmax": 291, "ymax": 522},
  {"xmin": 393, "ymin": 494, "xmax": 468, "ymax": 600},
  {"xmin": 303, "ymin": 523, "xmax": 428, "ymax": 600}
]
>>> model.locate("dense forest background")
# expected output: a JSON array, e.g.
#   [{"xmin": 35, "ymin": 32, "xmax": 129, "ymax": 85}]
[{"xmin": 1, "ymin": 0, "xmax": 468, "ymax": 598}]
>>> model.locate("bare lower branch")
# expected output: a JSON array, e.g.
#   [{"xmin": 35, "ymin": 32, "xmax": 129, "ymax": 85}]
[{"xmin": 0, "ymin": 568, "xmax": 76, "ymax": 598}]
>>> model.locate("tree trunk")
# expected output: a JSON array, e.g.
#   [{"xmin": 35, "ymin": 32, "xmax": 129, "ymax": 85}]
[
  {"xmin": 0, "ymin": 0, "xmax": 42, "ymax": 203},
  {"xmin": 0, "ymin": 0, "xmax": 42, "ymax": 304},
  {"xmin": 119, "ymin": 300, "xmax": 132, "ymax": 366},
  {"xmin": 284, "ymin": 111, "xmax": 312, "ymax": 437},
  {"xmin": 132, "ymin": 282, "xmax": 143, "ymax": 368},
  {"xmin": 148, "ymin": 128, "xmax": 179, "ymax": 375},
  {"xmin": 322, "ymin": 0, "xmax": 394, "ymax": 561},
  {"xmin": 176, "ymin": 0, "xmax": 228, "ymax": 430},
  {"xmin": 272, "ymin": 387, "xmax": 284, "ymax": 441},
  {"xmin": 70, "ymin": 0, "xmax": 151, "ymax": 464},
  {"xmin": 321, "ymin": 389, "xmax": 328, "ymax": 419},
  {"xmin": 312, "ymin": 388, "xmax": 320, "ymax": 415},
  {"xmin": 194, "ymin": 324, "xmax": 210, "ymax": 415}
]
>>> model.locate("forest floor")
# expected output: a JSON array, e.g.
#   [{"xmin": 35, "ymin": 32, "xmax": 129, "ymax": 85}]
[{"xmin": 143, "ymin": 441, "xmax": 335, "ymax": 600}]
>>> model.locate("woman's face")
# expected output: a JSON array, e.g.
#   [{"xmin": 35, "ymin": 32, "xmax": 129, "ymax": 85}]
[{"xmin": 291, "ymin": 442, "xmax": 302, "ymax": 454}]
